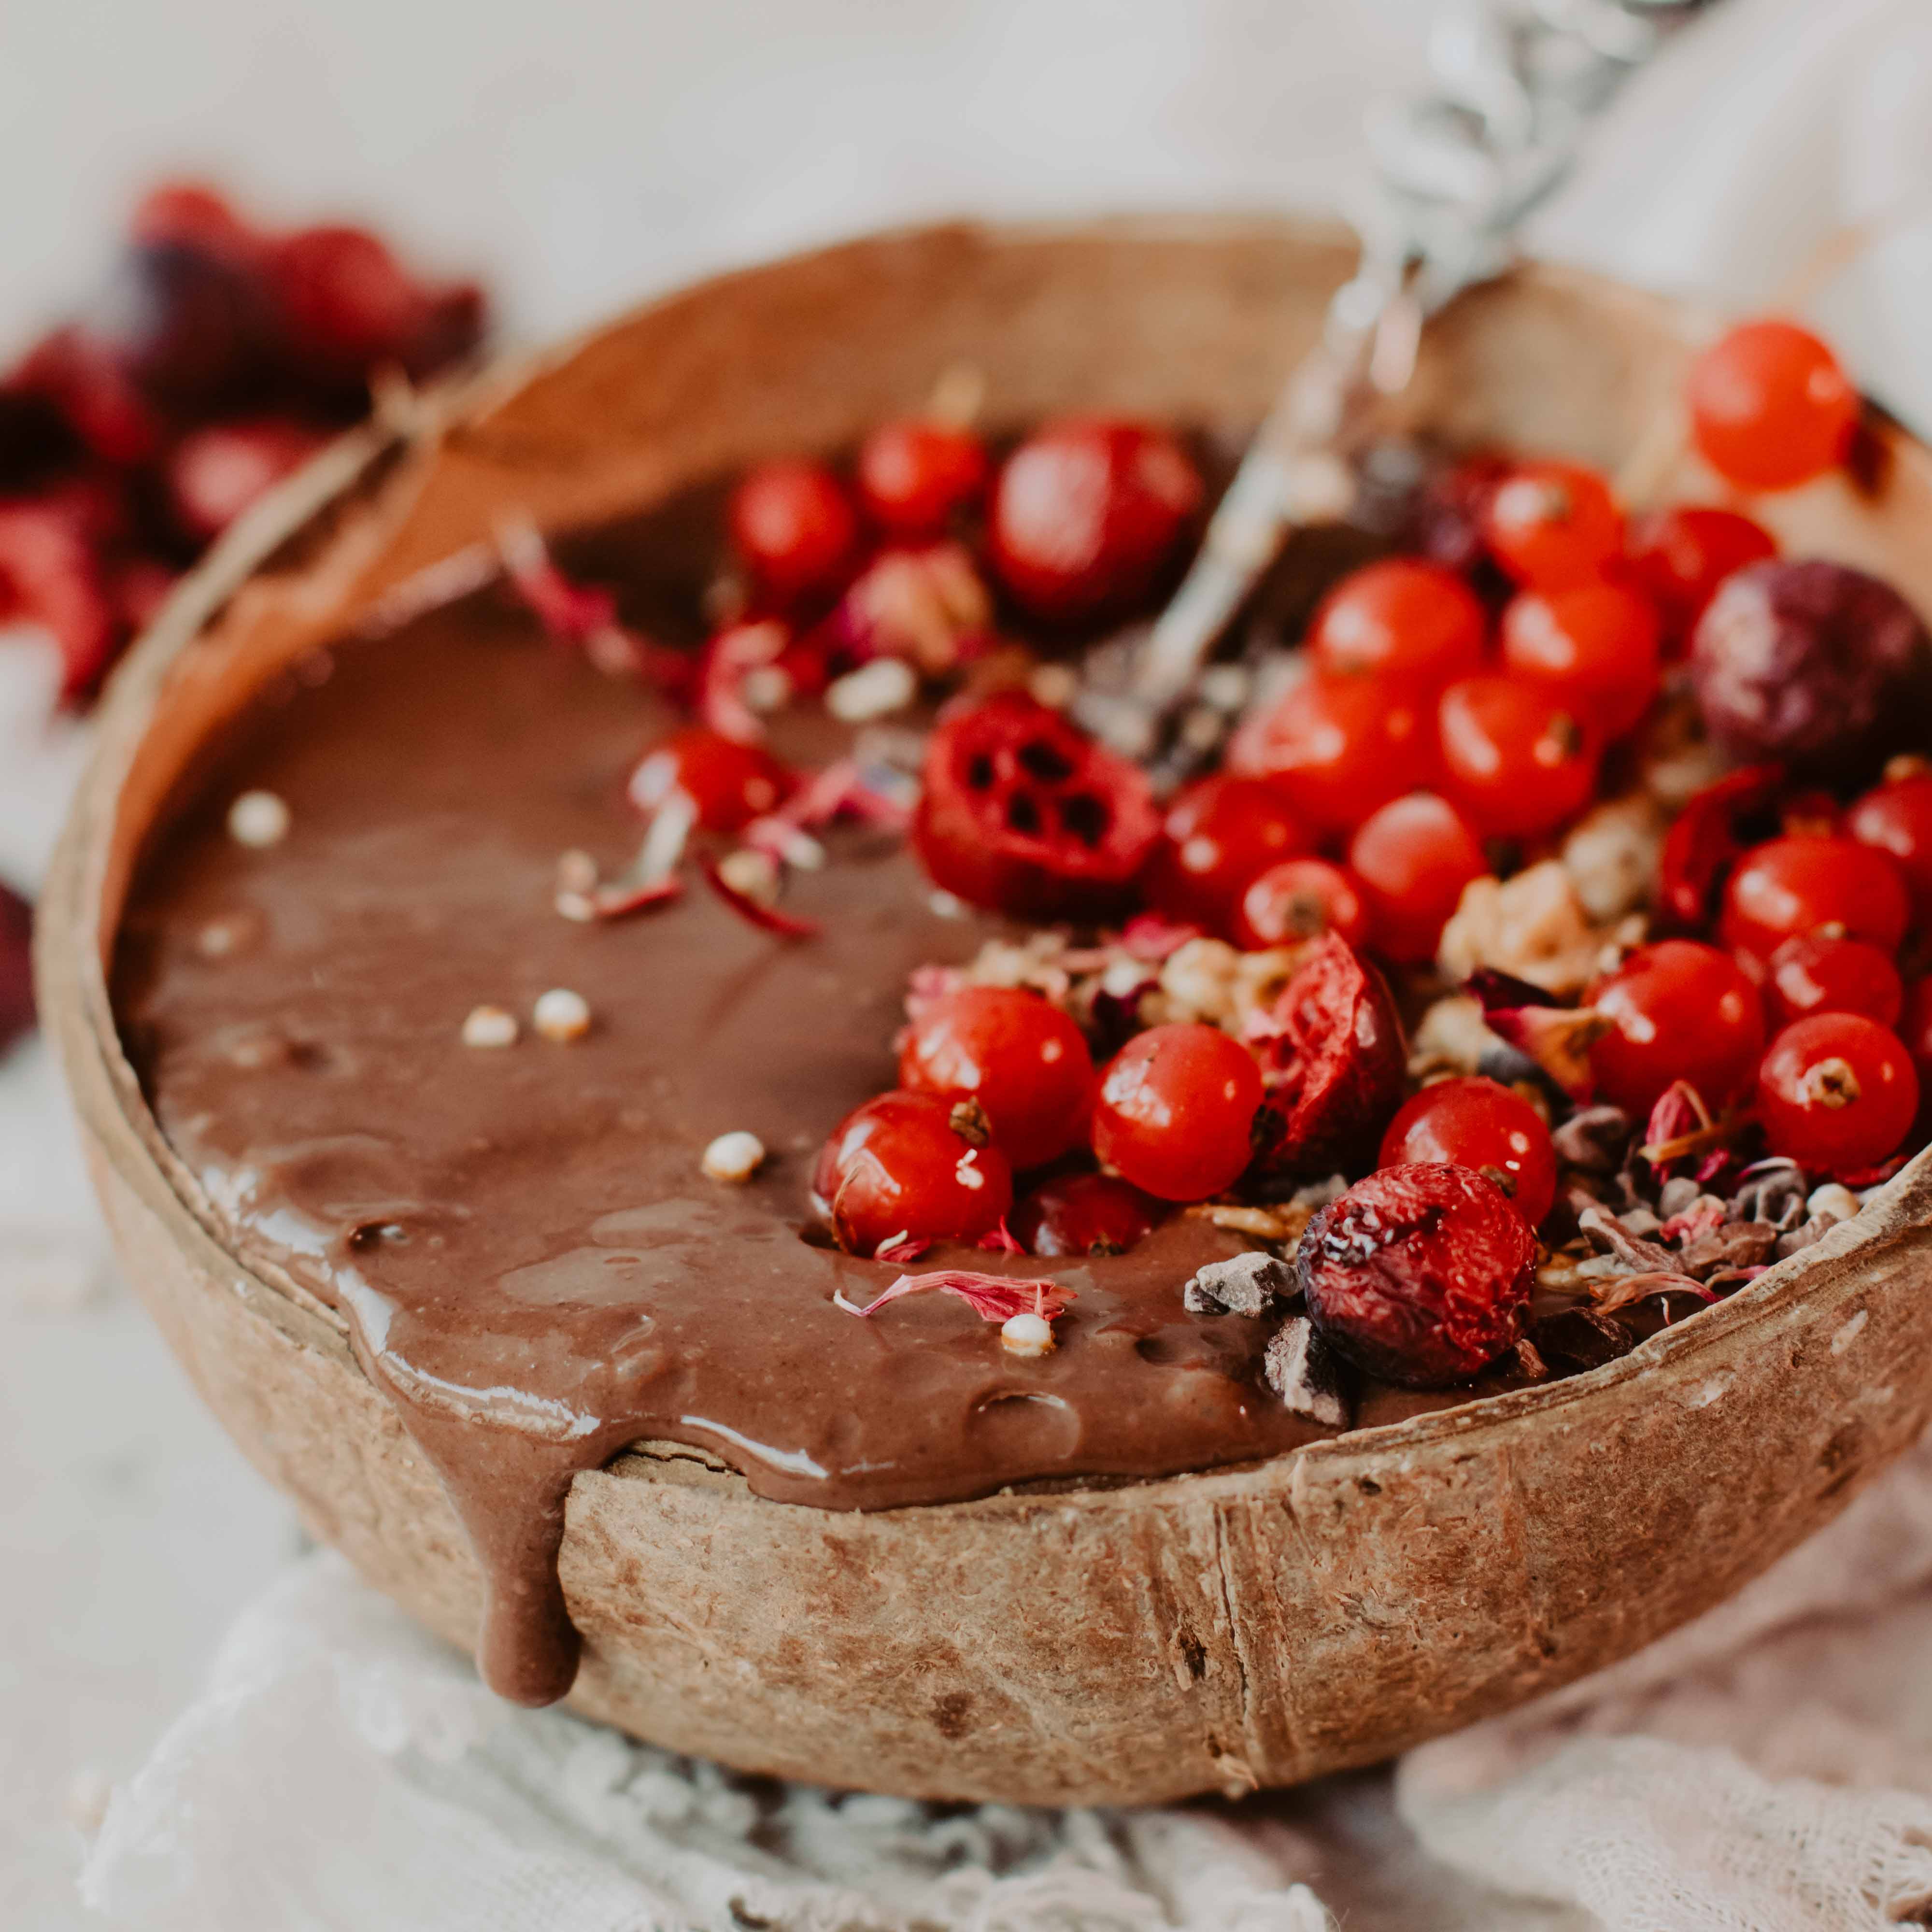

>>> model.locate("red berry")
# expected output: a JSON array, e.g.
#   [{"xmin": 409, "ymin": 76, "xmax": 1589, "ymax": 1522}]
[
  {"xmin": 1481, "ymin": 461, "xmax": 1623, "ymax": 589},
  {"xmin": 271, "ymin": 226, "xmax": 427, "ymax": 385},
  {"xmin": 1091, "ymin": 1023, "xmax": 1263, "ymax": 1202},
  {"xmin": 856, "ymin": 420, "xmax": 988, "ymax": 538},
  {"xmin": 1238, "ymin": 672, "xmax": 1436, "ymax": 834},
  {"xmin": 814, "ymin": 1091, "xmax": 1014, "ymax": 1255},
  {"xmin": 1764, "ymin": 932, "xmax": 1904, "ymax": 1031},
  {"xmin": 1719, "ymin": 835, "xmax": 1911, "ymax": 965},
  {"xmin": 627, "ymin": 724, "xmax": 794, "ymax": 833},
  {"xmin": 1143, "ymin": 774, "xmax": 1309, "ymax": 934},
  {"xmin": 1250, "ymin": 933, "xmax": 1407, "ymax": 1174},
  {"xmin": 1499, "ymin": 581, "xmax": 1662, "ymax": 740},
  {"xmin": 1625, "ymin": 505, "xmax": 1777, "ymax": 649},
  {"xmin": 1437, "ymin": 675, "xmax": 1599, "ymax": 839},
  {"xmin": 1847, "ymin": 774, "xmax": 1932, "ymax": 926},
  {"xmin": 1378, "ymin": 1078, "xmax": 1558, "ymax": 1229},
  {"xmin": 0, "ymin": 501, "xmax": 119, "ymax": 700},
  {"xmin": 1688, "ymin": 319, "xmax": 1858, "ymax": 493},
  {"xmin": 912, "ymin": 692, "xmax": 1159, "ymax": 920},
  {"xmin": 988, "ymin": 419, "xmax": 1202, "ymax": 623},
  {"xmin": 1234, "ymin": 858, "xmax": 1369, "ymax": 952},
  {"xmin": 1308, "ymin": 557, "xmax": 1487, "ymax": 694},
  {"xmin": 1009, "ymin": 1171, "xmax": 1165, "ymax": 1257},
  {"xmin": 1757, "ymin": 1013, "xmax": 1918, "ymax": 1171},
  {"xmin": 1901, "ymin": 977, "xmax": 1932, "ymax": 1099},
  {"xmin": 1299, "ymin": 1163, "xmax": 1535, "ymax": 1387},
  {"xmin": 7, "ymin": 327, "xmax": 161, "ymax": 468},
  {"xmin": 167, "ymin": 418, "xmax": 325, "ymax": 542},
  {"xmin": 0, "ymin": 879, "xmax": 32, "ymax": 1057},
  {"xmin": 1590, "ymin": 939, "xmax": 1766, "ymax": 1116},
  {"xmin": 898, "ymin": 985, "xmax": 1095, "ymax": 1171},
  {"xmin": 728, "ymin": 460, "xmax": 859, "ymax": 604},
  {"xmin": 1347, "ymin": 792, "xmax": 1488, "ymax": 964}
]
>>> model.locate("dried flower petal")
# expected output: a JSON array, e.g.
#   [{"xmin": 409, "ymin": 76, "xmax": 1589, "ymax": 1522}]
[
  {"xmin": 1591, "ymin": 1270, "xmax": 1718, "ymax": 1315},
  {"xmin": 1120, "ymin": 912, "xmax": 1207, "ymax": 963},
  {"xmin": 835, "ymin": 1269, "xmax": 1076, "ymax": 1323},
  {"xmin": 872, "ymin": 1233, "xmax": 932, "ymax": 1265},
  {"xmin": 701, "ymin": 855, "xmax": 820, "ymax": 938},
  {"xmin": 699, "ymin": 620, "xmax": 790, "ymax": 744},
  {"xmin": 1657, "ymin": 762, "xmax": 1785, "ymax": 929},
  {"xmin": 1480, "ymin": 1001, "xmax": 1610, "ymax": 1099},
  {"xmin": 977, "ymin": 1217, "xmax": 1025, "ymax": 1254}
]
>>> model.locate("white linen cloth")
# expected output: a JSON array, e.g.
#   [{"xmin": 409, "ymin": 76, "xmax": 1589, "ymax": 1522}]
[{"xmin": 13, "ymin": 0, "xmax": 1932, "ymax": 1924}]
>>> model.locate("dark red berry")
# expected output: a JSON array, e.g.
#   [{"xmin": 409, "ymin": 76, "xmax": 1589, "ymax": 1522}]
[
  {"xmin": 1625, "ymin": 505, "xmax": 1777, "ymax": 649},
  {"xmin": 814, "ymin": 1090, "xmax": 1013, "ymax": 1256},
  {"xmin": 1757, "ymin": 1014, "xmax": 1918, "ymax": 1171},
  {"xmin": 1347, "ymin": 791, "xmax": 1488, "ymax": 964},
  {"xmin": 728, "ymin": 460, "xmax": 859, "ymax": 605},
  {"xmin": 1688, "ymin": 320, "xmax": 1858, "ymax": 493},
  {"xmin": 0, "ymin": 879, "xmax": 32, "ymax": 1057},
  {"xmin": 7, "ymin": 327, "xmax": 161, "ymax": 468},
  {"xmin": 912, "ymin": 692, "xmax": 1159, "ymax": 920},
  {"xmin": 1656, "ymin": 763, "xmax": 1786, "ymax": 930},
  {"xmin": 1378, "ymin": 1077, "xmax": 1557, "ymax": 1228},
  {"xmin": 898, "ymin": 985, "xmax": 1095, "ymax": 1171},
  {"xmin": 988, "ymin": 419, "xmax": 1201, "ymax": 623},
  {"xmin": 1438, "ymin": 675, "xmax": 1598, "ymax": 839},
  {"xmin": 1847, "ymin": 774, "xmax": 1932, "ymax": 927},
  {"xmin": 1143, "ymin": 774, "xmax": 1308, "ymax": 935},
  {"xmin": 1234, "ymin": 858, "xmax": 1369, "ymax": 952},
  {"xmin": 856, "ymin": 421, "xmax": 988, "ymax": 538},
  {"xmin": 1719, "ymin": 835, "xmax": 1910, "ymax": 965},
  {"xmin": 1901, "ymin": 977, "xmax": 1932, "ymax": 1104},
  {"xmin": 1308, "ymin": 557, "xmax": 1487, "ymax": 694},
  {"xmin": 1250, "ymin": 933, "xmax": 1406, "ymax": 1174},
  {"xmin": 1481, "ymin": 461, "xmax": 1622, "ymax": 589},
  {"xmin": 270, "ymin": 225, "xmax": 429, "ymax": 389},
  {"xmin": 1764, "ymin": 932, "xmax": 1904, "ymax": 1031},
  {"xmin": 1499, "ymin": 581, "xmax": 1662, "ymax": 740},
  {"xmin": 1590, "ymin": 940, "xmax": 1766, "ymax": 1116},
  {"xmin": 1407, "ymin": 453, "xmax": 1509, "ymax": 573},
  {"xmin": 167, "ymin": 418, "xmax": 325, "ymax": 543},
  {"xmin": 0, "ymin": 501, "xmax": 119, "ymax": 700},
  {"xmin": 1238, "ymin": 672, "xmax": 1436, "ymax": 834},
  {"xmin": 1091, "ymin": 1023, "xmax": 1263, "ymax": 1202},
  {"xmin": 1010, "ymin": 1171, "xmax": 1165, "ymax": 1257},
  {"xmin": 627, "ymin": 724, "xmax": 793, "ymax": 833},
  {"xmin": 1299, "ymin": 1163, "xmax": 1535, "ymax": 1387}
]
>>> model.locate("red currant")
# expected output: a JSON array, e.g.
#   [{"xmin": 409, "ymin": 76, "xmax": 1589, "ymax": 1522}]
[
  {"xmin": 1763, "ymin": 932, "xmax": 1904, "ymax": 1031},
  {"xmin": 1009, "ymin": 1172, "xmax": 1165, "ymax": 1257},
  {"xmin": 1847, "ymin": 774, "xmax": 1932, "ymax": 926},
  {"xmin": 813, "ymin": 1091, "xmax": 1014, "ymax": 1256},
  {"xmin": 1590, "ymin": 939, "xmax": 1766, "ymax": 1116},
  {"xmin": 1346, "ymin": 792, "xmax": 1487, "ymax": 963},
  {"xmin": 1719, "ymin": 835, "xmax": 1911, "ymax": 965},
  {"xmin": 1437, "ymin": 675, "xmax": 1598, "ymax": 839},
  {"xmin": 1091, "ymin": 1023, "xmax": 1263, "ymax": 1202},
  {"xmin": 728, "ymin": 459, "xmax": 859, "ymax": 604},
  {"xmin": 1688, "ymin": 319, "xmax": 1858, "ymax": 493},
  {"xmin": 270, "ymin": 226, "xmax": 427, "ymax": 387},
  {"xmin": 1625, "ymin": 505, "xmax": 1777, "ymax": 649},
  {"xmin": 1757, "ymin": 1013, "xmax": 1918, "ymax": 1171},
  {"xmin": 1142, "ymin": 774, "xmax": 1309, "ymax": 934},
  {"xmin": 1480, "ymin": 461, "xmax": 1623, "ymax": 589},
  {"xmin": 167, "ymin": 418, "xmax": 325, "ymax": 542},
  {"xmin": 1239, "ymin": 672, "xmax": 1436, "ymax": 834},
  {"xmin": 988, "ymin": 419, "xmax": 1202, "ymax": 623},
  {"xmin": 1499, "ymin": 581, "xmax": 1662, "ymax": 740},
  {"xmin": 855, "ymin": 420, "xmax": 988, "ymax": 538},
  {"xmin": 1234, "ymin": 858, "xmax": 1369, "ymax": 952},
  {"xmin": 1901, "ymin": 976, "xmax": 1932, "ymax": 1100},
  {"xmin": 898, "ymin": 985, "xmax": 1095, "ymax": 1171},
  {"xmin": 1378, "ymin": 1077, "xmax": 1558, "ymax": 1228},
  {"xmin": 1308, "ymin": 557, "xmax": 1487, "ymax": 694},
  {"xmin": 627, "ymin": 724, "xmax": 794, "ymax": 832}
]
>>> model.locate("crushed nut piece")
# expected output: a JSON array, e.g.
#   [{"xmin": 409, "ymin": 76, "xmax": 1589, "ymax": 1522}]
[
  {"xmin": 531, "ymin": 988, "xmax": 591, "ymax": 1042},
  {"xmin": 1806, "ymin": 1181, "xmax": 1861, "ymax": 1224},
  {"xmin": 999, "ymin": 1311, "xmax": 1055, "ymax": 1357},
  {"xmin": 461, "ymin": 1004, "xmax": 519, "ymax": 1049},
  {"xmin": 1438, "ymin": 861, "xmax": 1643, "ymax": 997},
  {"xmin": 1185, "ymin": 1201, "xmax": 1313, "ymax": 1247},
  {"xmin": 1561, "ymin": 794, "xmax": 1667, "ymax": 923},
  {"xmin": 702, "ymin": 1130, "xmax": 767, "ymax": 1183},
  {"xmin": 227, "ymin": 790, "xmax": 290, "ymax": 849}
]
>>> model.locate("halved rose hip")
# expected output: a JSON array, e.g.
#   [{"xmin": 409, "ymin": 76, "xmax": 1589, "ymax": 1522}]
[
  {"xmin": 814, "ymin": 1090, "xmax": 1014, "ymax": 1255},
  {"xmin": 911, "ymin": 692, "xmax": 1159, "ymax": 919},
  {"xmin": 1299, "ymin": 1162, "xmax": 1536, "ymax": 1387}
]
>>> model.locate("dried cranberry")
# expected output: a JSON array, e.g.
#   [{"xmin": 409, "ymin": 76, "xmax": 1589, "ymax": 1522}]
[
  {"xmin": 1688, "ymin": 320, "xmax": 1858, "ymax": 493},
  {"xmin": 1142, "ymin": 773, "xmax": 1309, "ymax": 935},
  {"xmin": 988, "ymin": 419, "xmax": 1202, "ymax": 623},
  {"xmin": 0, "ymin": 501, "xmax": 119, "ymax": 700},
  {"xmin": 1307, "ymin": 557, "xmax": 1487, "ymax": 695},
  {"xmin": 0, "ymin": 880, "xmax": 32, "ymax": 1056},
  {"xmin": 1250, "ymin": 933, "xmax": 1406, "ymax": 1174},
  {"xmin": 1719, "ymin": 835, "xmax": 1910, "ymax": 965},
  {"xmin": 167, "ymin": 418, "xmax": 325, "ymax": 543},
  {"xmin": 1234, "ymin": 857, "xmax": 1369, "ymax": 952},
  {"xmin": 1625, "ymin": 505, "xmax": 1777, "ymax": 650},
  {"xmin": 1347, "ymin": 791, "xmax": 1488, "ymax": 964},
  {"xmin": 1758, "ymin": 1013, "xmax": 1918, "ymax": 1171},
  {"xmin": 1299, "ymin": 1163, "xmax": 1535, "ymax": 1387},
  {"xmin": 1589, "ymin": 940, "xmax": 1765, "ymax": 1116},
  {"xmin": 1847, "ymin": 775, "xmax": 1932, "ymax": 926},
  {"xmin": 814, "ymin": 1090, "xmax": 1014, "ymax": 1256},
  {"xmin": 912, "ymin": 692, "xmax": 1159, "ymax": 920},
  {"xmin": 1764, "ymin": 932, "xmax": 1904, "ymax": 1031},
  {"xmin": 1238, "ymin": 672, "xmax": 1437, "ymax": 834},
  {"xmin": 898, "ymin": 985, "xmax": 1095, "ymax": 1171},
  {"xmin": 1480, "ymin": 461, "xmax": 1623, "ymax": 590},
  {"xmin": 1656, "ymin": 763, "xmax": 1785, "ymax": 929},
  {"xmin": 627, "ymin": 725, "xmax": 794, "ymax": 833},
  {"xmin": 728, "ymin": 460, "xmax": 859, "ymax": 606},
  {"xmin": 856, "ymin": 421, "xmax": 988, "ymax": 538},
  {"xmin": 1378, "ymin": 1077, "xmax": 1557, "ymax": 1228},
  {"xmin": 1010, "ymin": 1171, "xmax": 1165, "ymax": 1257},
  {"xmin": 1091, "ymin": 1022, "xmax": 1264, "ymax": 1202},
  {"xmin": 1690, "ymin": 560, "xmax": 1932, "ymax": 781}
]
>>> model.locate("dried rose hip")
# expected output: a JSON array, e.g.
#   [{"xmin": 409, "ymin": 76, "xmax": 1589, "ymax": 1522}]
[
  {"xmin": 1688, "ymin": 319, "xmax": 1858, "ymax": 493},
  {"xmin": 898, "ymin": 985, "xmax": 1095, "ymax": 1171},
  {"xmin": 912, "ymin": 692, "xmax": 1159, "ymax": 920},
  {"xmin": 1656, "ymin": 762, "xmax": 1785, "ymax": 929},
  {"xmin": 856, "ymin": 420, "xmax": 988, "ymax": 538},
  {"xmin": 1757, "ymin": 1013, "xmax": 1918, "ymax": 1171},
  {"xmin": 1764, "ymin": 932, "xmax": 1904, "ymax": 1032},
  {"xmin": 1010, "ymin": 1171, "xmax": 1165, "ymax": 1257},
  {"xmin": 0, "ymin": 880, "xmax": 32, "ymax": 1056},
  {"xmin": 1299, "ymin": 1163, "xmax": 1535, "ymax": 1387},
  {"xmin": 167, "ymin": 418, "xmax": 325, "ymax": 542},
  {"xmin": 988, "ymin": 419, "xmax": 1202, "ymax": 623},
  {"xmin": 814, "ymin": 1090, "xmax": 1013, "ymax": 1256},
  {"xmin": 1590, "ymin": 939, "xmax": 1766, "ymax": 1116},
  {"xmin": 1437, "ymin": 674, "xmax": 1599, "ymax": 839},
  {"xmin": 1499, "ymin": 581, "xmax": 1662, "ymax": 740},
  {"xmin": 1143, "ymin": 773, "xmax": 1309, "ymax": 935},
  {"xmin": 728, "ymin": 459, "xmax": 859, "ymax": 605},
  {"xmin": 1847, "ymin": 774, "xmax": 1932, "ymax": 926},
  {"xmin": 627, "ymin": 724, "xmax": 793, "ymax": 833},
  {"xmin": 1347, "ymin": 791, "xmax": 1488, "ymax": 964},
  {"xmin": 1625, "ymin": 505, "xmax": 1777, "ymax": 649},
  {"xmin": 1234, "ymin": 857, "xmax": 1369, "ymax": 952},
  {"xmin": 1690, "ymin": 560, "xmax": 1932, "ymax": 781},
  {"xmin": 1480, "ymin": 460, "xmax": 1623, "ymax": 589},
  {"xmin": 1250, "ymin": 933, "xmax": 1406, "ymax": 1173},
  {"xmin": 1091, "ymin": 1023, "xmax": 1264, "ymax": 1203},
  {"xmin": 1308, "ymin": 557, "xmax": 1487, "ymax": 694},
  {"xmin": 1238, "ymin": 672, "xmax": 1437, "ymax": 834},
  {"xmin": 1718, "ymin": 835, "xmax": 1910, "ymax": 966},
  {"xmin": 1378, "ymin": 1077, "xmax": 1558, "ymax": 1229}
]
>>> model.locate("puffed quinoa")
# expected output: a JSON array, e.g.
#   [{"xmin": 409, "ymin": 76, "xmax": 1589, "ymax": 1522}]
[
  {"xmin": 461, "ymin": 1004, "xmax": 519, "ymax": 1049},
  {"xmin": 702, "ymin": 1130, "xmax": 767, "ymax": 1183},
  {"xmin": 227, "ymin": 790, "xmax": 290, "ymax": 848},
  {"xmin": 999, "ymin": 1311, "xmax": 1055, "ymax": 1357},
  {"xmin": 531, "ymin": 988, "xmax": 591, "ymax": 1042}
]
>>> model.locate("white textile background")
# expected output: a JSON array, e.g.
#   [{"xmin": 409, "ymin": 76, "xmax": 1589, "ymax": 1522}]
[{"xmin": 5, "ymin": 0, "xmax": 1932, "ymax": 1926}]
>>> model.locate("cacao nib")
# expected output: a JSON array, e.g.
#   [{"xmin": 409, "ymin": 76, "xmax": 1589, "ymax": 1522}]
[
  {"xmin": 1676, "ymin": 1221, "xmax": 1780, "ymax": 1278},
  {"xmin": 1574, "ymin": 1200, "xmax": 1676, "ymax": 1273},
  {"xmin": 1262, "ymin": 1315, "xmax": 1354, "ymax": 1428},
  {"xmin": 1530, "ymin": 1307, "xmax": 1635, "ymax": 1376},
  {"xmin": 1551, "ymin": 1104, "xmax": 1635, "ymax": 1176},
  {"xmin": 1728, "ymin": 1159, "xmax": 1809, "ymax": 1233},
  {"xmin": 1183, "ymin": 1249, "xmax": 1293, "ymax": 1317}
]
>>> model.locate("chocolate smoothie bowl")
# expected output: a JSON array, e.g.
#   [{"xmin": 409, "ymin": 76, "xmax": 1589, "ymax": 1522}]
[{"xmin": 39, "ymin": 216, "xmax": 1932, "ymax": 1807}]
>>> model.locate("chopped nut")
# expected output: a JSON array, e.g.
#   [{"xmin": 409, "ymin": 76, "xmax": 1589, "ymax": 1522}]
[
  {"xmin": 702, "ymin": 1130, "xmax": 767, "ymax": 1183},
  {"xmin": 531, "ymin": 987, "xmax": 591, "ymax": 1042},
  {"xmin": 826, "ymin": 655, "xmax": 917, "ymax": 722},
  {"xmin": 1263, "ymin": 1317, "xmax": 1352, "ymax": 1428},
  {"xmin": 227, "ymin": 789, "xmax": 290, "ymax": 849},
  {"xmin": 1805, "ymin": 1181, "xmax": 1861, "ymax": 1224},
  {"xmin": 999, "ymin": 1310, "xmax": 1055, "ymax": 1357},
  {"xmin": 1438, "ymin": 861, "xmax": 1641, "ymax": 998},
  {"xmin": 461, "ymin": 1004, "xmax": 519, "ymax": 1049},
  {"xmin": 1182, "ymin": 1250, "xmax": 1294, "ymax": 1316},
  {"xmin": 1561, "ymin": 794, "xmax": 1667, "ymax": 923},
  {"xmin": 1152, "ymin": 937, "xmax": 1242, "ymax": 1027},
  {"xmin": 1026, "ymin": 662, "xmax": 1080, "ymax": 711},
  {"xmin": 1409, "ymin": 994, "xmax": 1500, "ymax": 1080},
  {"xmin": 1185, "ymin": 1202, "xmax": 1311, "ymax": 1246}
]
